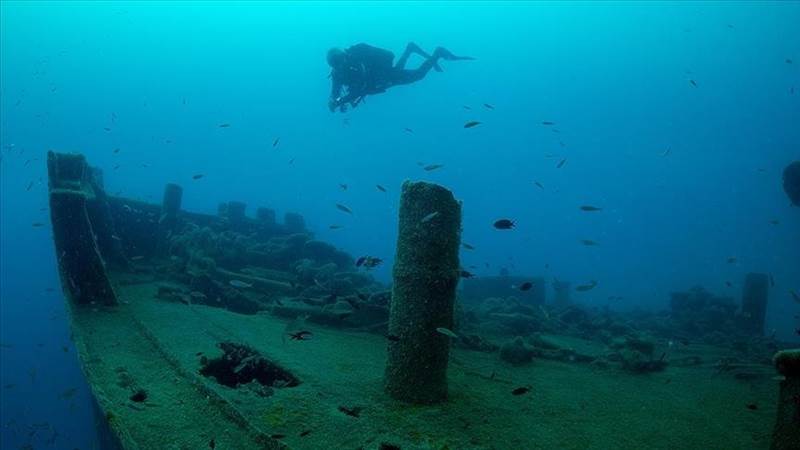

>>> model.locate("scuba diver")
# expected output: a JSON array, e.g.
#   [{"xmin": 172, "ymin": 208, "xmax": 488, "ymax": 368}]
[{"xmin": 327, "ymin": 42, "xmax": 474, "ymax": 112}]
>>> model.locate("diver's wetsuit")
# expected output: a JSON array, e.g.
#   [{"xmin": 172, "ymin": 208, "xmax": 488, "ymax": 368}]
[{"xmin": 329, "ymin": 42, "xmax": 472, "ymax": 112}]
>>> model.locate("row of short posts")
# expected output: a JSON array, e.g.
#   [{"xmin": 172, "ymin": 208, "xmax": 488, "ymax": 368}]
[
  {"xmin": 159, "ymin": 182, "xmax": 307, "ymax": 234},
  {"xmin": 218, "ymin": 200, "xmax": 305, "ymax": 233}
]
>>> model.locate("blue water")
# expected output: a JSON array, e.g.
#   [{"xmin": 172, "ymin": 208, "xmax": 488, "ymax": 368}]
[{"xmin": 1, "ymin": 1, "xmax": 798, "ymax": 448}]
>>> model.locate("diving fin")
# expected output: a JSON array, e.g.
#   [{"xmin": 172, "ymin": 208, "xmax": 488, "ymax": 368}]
[{"xmin": 434, "ymin": 47, "xmax": 476, "ymax": 61}]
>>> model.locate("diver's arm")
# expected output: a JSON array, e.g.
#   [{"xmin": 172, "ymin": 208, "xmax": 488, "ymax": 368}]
[
  {"xmin": 336, "ymin": 91, "xmax": 364, "ymax": 111},
  {"xmin": 329, "ymin": 78, "xmax": 343, "ymax": 111}
]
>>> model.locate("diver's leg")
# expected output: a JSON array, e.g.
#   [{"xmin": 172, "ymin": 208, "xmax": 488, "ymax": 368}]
[
  {"xmin": 392, "ymin": 57, "xmax": 440, "ymax": 86},
  {"xmin": 388, "ymin": 45, "xmax": 474, "ymax": 87},
  {"xmin": 395, "ymin": 42, "xmax": 435, "ymax": 70},
  {"xmin": 432, "ymin": 46, "xmax": 475, "ymax": 61}
]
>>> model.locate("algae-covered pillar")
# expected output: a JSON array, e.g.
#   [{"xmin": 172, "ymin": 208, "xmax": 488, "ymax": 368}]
[
  {"xmin": 156, "ymin": 183, "xmax": 183, "ymax": 255},
  {"xmin": 553, "ymin": 280, "xmax": 571, "ymax": 310},
  {"xmin": 783, "ymin": 161, "xmax": 800, "ymax": 206},
  {"xmin": 741, "ymin": 273, "xmax": 769, "ymax": 335},
  {"xmin": 162, "ymin": 183, "xmax": 183, "ymax": 217},
  {"xmin": 771, "ymin": 349, "xmax": 800, "ymax": 450},
  {"xmin": 284, "ymin": 212, "xmax": 306, "ymax": 233},
  {"xmin": 385, "ymin": 181, "xmax": 461, "ymax": 404},
  {"xmin": 227, "ymin": 201, "xmax": 247, "ymax": 226}
]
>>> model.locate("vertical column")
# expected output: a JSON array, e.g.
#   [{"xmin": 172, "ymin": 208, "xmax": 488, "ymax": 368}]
[
  {"xmin": 385, "ymin": 181, "xmax": 461, "ymax": 404},
  {"xmin": 782, "ymin": 161, "xmax": 800, "ymax": 206},
  {"xmin": 741, "ymin": 273, "xmax": 768, "ymax": 335},
  {"xmin": 771, "ymin": 349, "xmax": 800, "ymax": 450},
  {"xmin": 284, "ymin": 212, "xmax": 305, "ymax": 234},
  {"xmin": 227, "ymin": 201, "xmax": 247, "ymax": 226},
  {"xmin": 256, "ymin": 207, "xmax": 276, "ymax": 225},
  {"xmin": 156, "ymin": 183, "xmax": 183, "ymax": 256},
  {"xmin": 161, "ymin": 183, "xmax": 183, "ymax": 218},
  {"xmin": 553, "ymin": 280, "xmax": 571, "ymax": 310}
]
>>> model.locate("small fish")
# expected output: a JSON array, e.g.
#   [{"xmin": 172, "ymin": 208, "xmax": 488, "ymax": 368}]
[
  {"xmin": 376, "ymin": 184, "xmax": 387, "ymax": 192},
  {"xmin": 769, "ymin": 219, "xmax": 780, "ymax": 225},
  {"xmin": 228, "ymin": 280, "xmax": 253, "ymax": 289},
  {"xmin": 575, "ymin": 281, "xmax": 598, "ymax": 292},
  {"xmin": 462, "ymin": 105, "xmax": 472, "ymax": 110},
  {"xmin": 113, "ymin": 148, "xmax": 120, "ymax": 154},
  {"xmin": 421, "ymin": 211, "xmax": 440, "ymax": 223},
  {"xmin": 727, "ymin": 257, "xmax": 737, "ymax": 264},
  {"xmin": 103, "ymin": 127, "xmax": 111, "ymax": 132},
  {"xmin": 790, "ymin": 290, "xmax": 800, "ymax": 303},
  {"xmin": 462, "ymin": 242, "xmax": 475, "ymax": 250},
  {"xmin": 661, "ymin": 148, "xmax": 671, "ymax": 157},
  {"xmin": 689, "ymin": 79, "xmax": 698, "ymax": 87},
  {"xmin": 725, "ymin": 281, "xmax": 732, "ymax": 287},
  {"xmin": 579, "ymin": 205, "xmax": 602, "ymax": 212},
  {"xmin": 218, "ymin": 123, "xmax": 230, "ymax": 128},
  {"xmin": 288, "ymin": 330, "xmax": 313, "ymax": 341},
  {"xmin": 463, "ymin": 121, "xmax": 481, "ymax": 128},
  {"xmin": 745, "ymin": 403, "xmax": 758, "ymax": 410},
  {"xmin": 580, "ymin": 239, "xmax": 599, "ymax": 246},
  {"xmin": 192, "ymin": 174, "xmax": 204, "ymax": 180},
  {"xmin": 59, "ymin": 387, "xmax": 78, "ymax": 400},
  {"xmin": 534, "ymin": 181, "xmax": 544, "ymax": 190},
  {"xmin": 31, "ymin": 222, "xmax": 45, "ymax": 228},
  {"xmin": 556, "ymin": 158, "xmax": 567, "ymax": 169},
  {"xmin": 423, "ymin": 164, "xmax": 444, "ymax": 171},
  {"xmin": 386, "ymin": 334, "xmax": 400, "ymax": 342},
  {"xmin": 494, "ymin": 219, "xmax": 515, "ymax": 229},
  {"xmin": 403, "ymin": 127, "xmax": 414, "ymax": 133},
  {"xmin": 299, "ymin": 430, "xmax": 312, "ymax": 437},
  {"xmin": 339, "ymin": 183, "xmax": 348, "ymax": 191},
  {"xmin": 786, "ymin": 59, "xmax": 793, "ymax": 64},
  {"xmin": 130, "ymin": 255, "xmax": 145, "ymax": 261},
  {"xmin": 338, "ymin": 405, "xmax": 362, "ymax": 417},
  {"xmin": 357, "ymin": 256, "xmax": 383, "ymax": 269},
  {"xmin": 335, "ymin": 203, "xmax": 353, "ymax": 214},
  {"xmin": 436, "ymin": 327, "xmax": 458, "ymax": 339},
  {"xmin": 271, "ymin": 434, "xmax": 286, "ymax": 439},
  {"xmin": 26, "ymin": 181, "xmax": 33, "ymax": 191},
  {"xmin": 518, "ymin": 282, "xmax": 533, "ymax": 291},
  {"xmin": 273, "ymin": 137, "xmax": 280, "ymax": 147},
  {"xmin": 209, "ymin": 438, "xmax": 216, "ymax": 449},
  {"xmin": 483, "ymin": 103, "xmax": 494, "ymax": 110},
  {"xmin": 329, "ymin": 224, "xmax": 343, "ymax": 230},
  {"xmin": 459, "ymin": 270, "xmax": 475, "ymax": 279},
  {"xmin": 541, "ymin": 121, "xmax": 555, "ymax": 126},
  {"xmin": 511, "ymin": 386, "xmax": 531, "ymax": 396}
]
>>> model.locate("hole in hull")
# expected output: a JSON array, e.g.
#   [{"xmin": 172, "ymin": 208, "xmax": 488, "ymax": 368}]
[{"xmin": 200, "ymin": 342, "xmax": 299, "ymax": 389}]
